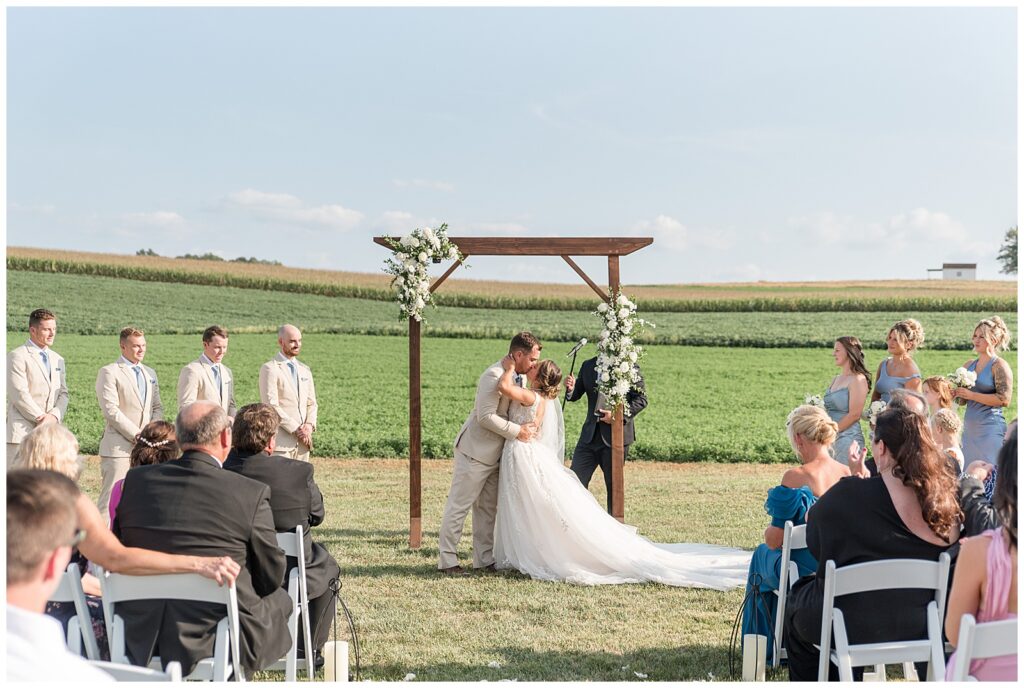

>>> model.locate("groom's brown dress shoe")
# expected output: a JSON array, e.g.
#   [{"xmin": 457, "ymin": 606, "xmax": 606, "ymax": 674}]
[
  {"xmin": 478, "ymin": 564, "xmax": 498, "ymax": 573},
  {"xmin": 440, "ymin": 565, "xmax": 470, "ymax": 576}
]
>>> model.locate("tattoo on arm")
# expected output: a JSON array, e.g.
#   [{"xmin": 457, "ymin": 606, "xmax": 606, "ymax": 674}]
[{"xmin": 993, "ymin": 362, "xmax": 1012, "ymax": 405}]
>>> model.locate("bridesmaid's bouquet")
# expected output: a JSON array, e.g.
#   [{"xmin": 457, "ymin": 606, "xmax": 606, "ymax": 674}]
[
  {"xmin": 867, "ymin": 400, "xmax": 887, "ymax": 426},
  {"xmin": 947, "ymin": 367, "xmax": 977, "ymax": 406},
  {"xmin": 804, "ymin": 394, "xmax": 825, "ymax": 410}
]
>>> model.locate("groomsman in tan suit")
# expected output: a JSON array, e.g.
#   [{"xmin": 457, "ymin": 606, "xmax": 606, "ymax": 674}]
[
  {"xmin": 95, "ymin": 327, "xmax": 163, "ymax": 523},
  {"xmin": 259, "ymin": 324, "xmax": 318, "ymax": 461},
  {"xmin": 6, "ymin": 308, "xmax": 70, "ymax": 467},
  {"xmin": 437, "ymin": 332, "xmax": 540, "ymax": 575},
  {"xmin": 178, "ymin": 325, "xmax": 237, "ymax": 421}
]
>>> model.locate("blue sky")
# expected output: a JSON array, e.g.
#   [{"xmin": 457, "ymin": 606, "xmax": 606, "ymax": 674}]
[{"xmin": 6, "ymin": 6, "xmax": 1017, "ymax": 283}]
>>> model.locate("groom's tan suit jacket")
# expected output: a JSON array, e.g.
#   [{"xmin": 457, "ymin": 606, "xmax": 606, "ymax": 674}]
[
  {"xmin": 178, "ymin": 356, "xmax": 237, "ymax": 418},
  {"xmin": 453, "ymin": 361, "xmax": 523, "ymax": 465}
]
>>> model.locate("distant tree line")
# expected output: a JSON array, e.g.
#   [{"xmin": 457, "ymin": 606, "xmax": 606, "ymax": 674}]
[{"xmin": 135, "ymin": 248, "xmax": 282, "ymax": 266}]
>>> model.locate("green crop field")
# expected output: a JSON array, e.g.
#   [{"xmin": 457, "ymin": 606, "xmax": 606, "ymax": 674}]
[
  {"xmin": 6, "ymin": 331, "xmax": 1016, "ymax": 463},
  {"xmin": 8, "ymin": 270, "xmax": 1018, "ymax": 349}
]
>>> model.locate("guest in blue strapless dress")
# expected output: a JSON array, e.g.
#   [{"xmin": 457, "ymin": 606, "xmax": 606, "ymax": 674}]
[
  {"xmin": 956, "ymin": 316, "xmax": 1014, "ymax": 465},
  {"xmin": 823, "ymin": 337, "xmax": 870, "ymax": 465},
  {"xmin": 872, "ymin": 319, "xmax": 924, "ymax": 404},
  {"xmin": 740, "ymin": 405, "xmax": 850, "ymax": 661}
]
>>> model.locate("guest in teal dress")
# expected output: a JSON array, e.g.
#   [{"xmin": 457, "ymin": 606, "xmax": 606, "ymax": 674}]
[
  {"xmin": 824, "ymin": 337, "xmax": 870, "ymax": 465},
  {"xmin": 872, "ymin": 319, "xmax": 924, "ymax": 404},
  {"xmin": 956, "ymin": 316, "xmax": 1013, "ymax": 465},
  {"xmin": 741, "ymin": 405, "xmax": 851, "ymax": 661}
]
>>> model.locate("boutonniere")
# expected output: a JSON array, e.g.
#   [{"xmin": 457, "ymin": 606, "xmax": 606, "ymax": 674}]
[{"xmin": 149, "ymin": 378, "xmax": 158, "ymax": 385}]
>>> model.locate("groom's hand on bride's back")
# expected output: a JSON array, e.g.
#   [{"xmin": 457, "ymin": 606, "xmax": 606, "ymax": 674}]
[{"xmin": 517, "ymin": 422, "xmax": 536, "ymax": 442}]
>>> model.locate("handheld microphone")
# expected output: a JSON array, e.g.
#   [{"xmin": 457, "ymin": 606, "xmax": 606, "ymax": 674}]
[{"xmin": 566, "ymin": 338, "xmax": 588, "ymax": 358}]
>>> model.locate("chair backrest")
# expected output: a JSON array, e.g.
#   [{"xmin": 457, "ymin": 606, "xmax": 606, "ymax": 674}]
[
  {"xmin": 276, "ymin": 525, "xmax": 307, "ymax": 583},
  {"xmin": 788, "ymin": 523, "xmax": 807, "ymax": 550},
  {"xmin": 48, "ymin": 562, "xmax": 102, "ymax": 661},
  {"xmin": 99, "ymin": 569, "xmax": 242, "ymax": 681},
  {"xmin": 88, "ymin": 659, "xmax": 183, "ymax": 681},
  {"xmin": 950, "ymin": 614, "xmax": 1018, "ymax": 681},
  {"xmin": 773, "ymin": 521, "xmax": 810, "ymax": 667}
]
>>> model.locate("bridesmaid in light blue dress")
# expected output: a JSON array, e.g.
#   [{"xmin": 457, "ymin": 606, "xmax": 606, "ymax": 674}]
[
  {"xmin": 872, "ymin": 319, "xmax": 924, "ymax": 404},
  {"xmin": 956, "ymin": 316, "xmax": 1014, "ymax": 465},
  {"xmin": 823, "ymin": 336, "xmax": 870, "ymax": 464}
]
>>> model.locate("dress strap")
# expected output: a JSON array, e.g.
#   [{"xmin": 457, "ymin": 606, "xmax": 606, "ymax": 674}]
[{"xmin": 982, "ymin": 527, "xmax": 1013, "ymax": 621}]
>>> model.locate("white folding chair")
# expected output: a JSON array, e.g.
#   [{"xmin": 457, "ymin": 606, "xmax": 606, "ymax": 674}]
[
  {"xmin": 49, "ymin": 562, "xmax": 102, "ymax": 660},
  {"xmin": 98, "ymin": 568, "xmax": 243, "ymax": 682},
  {"xmin": 771, "ymin": 521, "xmax": 807, "ymax": 668},
  {"xmin": 817, "ymin": 553, "xmax": 951, "ymax": 682},
  {"xmin": 88, "ymin": 659, "xmax": 183, "ymax": 681},
  {"xmin": 266, "ymin": 526, "xmax": 315, "ymax": 681},
  {"xmin": 949, "ymin": 614, "xmax": 1017, "ymax": 681}
]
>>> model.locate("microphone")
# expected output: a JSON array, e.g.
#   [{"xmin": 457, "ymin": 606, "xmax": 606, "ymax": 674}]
[{"xmin": 566, "ymin": 338, "xmax": 588, "ymax": 358}]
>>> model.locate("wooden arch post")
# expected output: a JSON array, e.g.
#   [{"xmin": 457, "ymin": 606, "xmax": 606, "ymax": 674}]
[{"xmin": 374, "ymin": 237, "xmax": 653, "ymax": 547}]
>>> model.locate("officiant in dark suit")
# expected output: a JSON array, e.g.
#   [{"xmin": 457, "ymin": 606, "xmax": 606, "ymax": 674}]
[
  {"xmin": 224, "ymin": 403, "xmax": 341, "ymax": 664},
  {"xmin": 565, "ymin": 356, "xmax": 648, "ymax": 513}
]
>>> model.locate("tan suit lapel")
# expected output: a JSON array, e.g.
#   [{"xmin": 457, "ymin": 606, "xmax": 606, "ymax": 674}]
[
  {"xmin": 27, "ymin": 345, "xmax": 52, "ymax": 388},
  {"xmin": 48, "ymin": 353, "xmax": 61, "ymax": 392},
  {"xmin": 119, "ymin": 362, "xmax": 145, "ymax": 406},
  {"xmin": 199, "ymin": 358, "xmax": 223, "ymax": 403}
]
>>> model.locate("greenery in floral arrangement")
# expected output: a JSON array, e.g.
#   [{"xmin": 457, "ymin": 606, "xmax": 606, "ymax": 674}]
[
  {"xmin": 594, "ymin": 292, "xmax": 654, "ymax": 416},
  {"xmin": 383, "ymin": 224, "xmax": 464, "ymax": 322}
]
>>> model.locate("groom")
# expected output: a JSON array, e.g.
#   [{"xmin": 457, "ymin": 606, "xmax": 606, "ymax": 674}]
[{"xmin": 437, "ymin": 332, "xmax": 541, "ymax": 576}]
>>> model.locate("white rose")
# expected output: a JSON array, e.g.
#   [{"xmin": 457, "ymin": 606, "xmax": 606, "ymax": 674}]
[
  {"xmin": 423, "ymin": 227, "xmax": 435, "ymax": 243},
  {"xmin": 601, "ymin": 372, "xmax": 611, "ymax": 382},
  {"xmin": 618, "ymin": 308, "xmax": 630, "ymax": 320},
  {"xmin": 619, "ymin": 361, "xmax": 630, "ymax": 373},
  {"xmin": 418, "ymin": 252, "xmax": 427, "ymax": 263},
  {"xmin": 617, "ymin": 294, "xmax": 628, "ymax": 306},
  {"xmin": 621, "ymin": 337, "xmax": 632, "ymax": 348},
  {"xmin": 600, "ymin": 329, "xmax": 610, "ymax": 340},
  {"xmin": 410, "ymin": 236, "xmax": 420, "ymax": 248},
  {"xmin": 597, "ymin": 302, "xmax": 609, "ymax": 313},
  {"xmin": 622, "ymin": 321, "xmax": 633, "ymax": 334},
  {"xmin": 607, "ymin": 318, "xmax": 617, "ymax": 329},
  {"xmin": 447, "ymin": 246, "xmax": 458, "ymax": 259},
  {"xmin": 628, "ymin": 351, "xmax": 638, "ymax": 362},
  {"xmin": 415, "ymin": 297, "xmax": 425, "ymax": 309},
  {"xmin": 615, "ymin": 380, "xmax": 630, "ymax": 396}
]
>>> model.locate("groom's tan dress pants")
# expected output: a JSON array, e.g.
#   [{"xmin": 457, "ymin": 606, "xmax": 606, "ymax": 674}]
[{"xmin": 438, "ymin": 449, "xmax": 500, "ymax": 569}]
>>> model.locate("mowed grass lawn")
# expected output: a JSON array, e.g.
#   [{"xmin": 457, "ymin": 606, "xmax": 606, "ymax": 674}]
[{"xmin": 76, "ymin": 455, "xmax": 780, "ymax": 682}]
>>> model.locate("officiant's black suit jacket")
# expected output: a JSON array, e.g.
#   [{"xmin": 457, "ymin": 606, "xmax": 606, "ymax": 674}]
[
  {"xmin": 113, "ymin": 450, "xmax": 292, "ymax": 676},
  {"xmin": 224, "ymin": 449, "xmax": 340, "ymax": 600},
  {"xmin": 566, "ymin": 356, "xmax": 648, "ymax": 448}
]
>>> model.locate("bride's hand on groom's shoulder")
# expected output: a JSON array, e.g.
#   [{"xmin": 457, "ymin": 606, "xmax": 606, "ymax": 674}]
[{"xmin": 501, "ymin": 355, "xmax": 515, "ymax": 372}]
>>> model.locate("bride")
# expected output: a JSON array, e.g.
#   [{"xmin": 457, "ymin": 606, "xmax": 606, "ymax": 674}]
[{"xmin": 492, "ymin": 356, "xmax": 750, "ymax": 590}]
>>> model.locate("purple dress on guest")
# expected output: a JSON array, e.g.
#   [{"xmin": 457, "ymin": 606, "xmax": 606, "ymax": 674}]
[
  {"xmin": 946, "ymin": 527, "xmax": 1018, "ymax": 681},
  {"xmin": 108, "ymin": 478, "xmax": 125, "ymax": 525}
]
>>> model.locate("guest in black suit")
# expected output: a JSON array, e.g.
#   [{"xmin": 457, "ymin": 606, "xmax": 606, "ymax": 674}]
[
  {"xmin": 564, "ymin": 355, "xmax": 648, "ymax": 513},
  {"xmin": 113, "ymin": 401, "xmax": 292, "ymax": 677},
  {"xmin": 225, "ymin": 403, "xmax": 341, "ymax": 662}
]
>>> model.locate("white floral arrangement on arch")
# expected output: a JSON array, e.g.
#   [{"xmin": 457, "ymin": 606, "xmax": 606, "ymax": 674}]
[
  {"xmin": 383, "ymin": 224, "xmax": 464, "ymax": 322},
  {"xmin": 594, "ymin": 291, "xmax": 653, "ymax": 417}
]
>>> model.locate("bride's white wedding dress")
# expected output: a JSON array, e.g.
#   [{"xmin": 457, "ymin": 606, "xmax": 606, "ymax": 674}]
[{"xmin": 493, "ymin": 394, "xmax": 751, "ymax": 590}]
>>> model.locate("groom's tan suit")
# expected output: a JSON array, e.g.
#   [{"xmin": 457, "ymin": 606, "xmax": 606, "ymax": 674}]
[{"xmin": 438, "ymin": 361, "xmax": 523, "ymax": 570}]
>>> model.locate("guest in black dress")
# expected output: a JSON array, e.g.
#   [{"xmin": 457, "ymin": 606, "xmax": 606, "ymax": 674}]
[{"xmin": 784, "ymin": 406, "xmax": 961, "ymax": 681}]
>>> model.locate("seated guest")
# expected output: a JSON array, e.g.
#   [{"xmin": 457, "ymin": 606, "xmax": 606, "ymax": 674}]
[
  {"xmin": 946, "ymin": 426, "xmax": 1017, "ymax": 680},
  {"xmin": 960, "ymin": 422, "xmax": 1017, "ymax": 538},
  {"xmin": 7, "ymin": 469, "xmax": 112, "ymax": 681},
  {"xmin": 108, "ymin": 420, "xmax": 178, "ymax": 524},
  {"xmin": 114, "ymin": 401, "xmax": 292, "ymax": 677},
  {"xmin": 741, "ymin": 405, "xmax": 850, "ymax": 661},
  {"xmin": 922, "ymin": 376, "xmax": 954, "ymax": 415},
  {"xmin": 784, "ymin": 406, "xmax": 961, "ymax": 681},
  {"xmin": 861, "ymin": 388, "xmax": 929, "ymax": 477},
  {"xmin": 931, "ymin": 408, "xmax": 965, "ymax": 473},
  {"xmin": 225, "ymin": 403, "xmax": 341, "ymax": 665},
  {"xmin": 16, "ymin": 423, "xmax": 109, "ymax": 659}
]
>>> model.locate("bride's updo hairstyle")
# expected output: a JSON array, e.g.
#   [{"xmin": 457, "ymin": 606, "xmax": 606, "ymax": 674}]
[
  {"xmin": 533, "ymin": 360, "xmax": 563, "ymax": 400},
  {"xmin": 975, "ymin": 315, "xmax": 1012, "ymax": 351},
  {"xmin": 888, "ymin": 318, "xmax": 925, "ymax": 354},
  {"xmin": 786, "ymin": 405, "xmax": 838, "ymax": 452}
]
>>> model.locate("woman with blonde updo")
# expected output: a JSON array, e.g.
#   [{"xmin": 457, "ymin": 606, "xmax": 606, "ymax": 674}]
[
  {"xmin": 922, "ymin": 376, "xmax": 955, "ymax": 415},
  {"xmin": 872, "ymin": 318, "xmax": 924, "ymax": 404},
  {"xmin": 931, "ymin": 408, "xmax": 965, "ymax": 473},
  {"xmin": 957, "ymin": 316, "xmax": 1014, "ymax": 465},
  {"xmin": 740, "ymin": 405, "xmax": 851, "ymax": 657},
  {"xmin": 16, "ymin": 422, "xmax": 83, "ymax": 478}
]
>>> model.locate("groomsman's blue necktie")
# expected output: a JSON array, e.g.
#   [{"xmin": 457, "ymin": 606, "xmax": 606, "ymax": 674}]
[
  {"xmin": 211, "ymin": 364, "xmax": 223, "ymax": 400},
  {"xmin": 132, "ymin": 365, "xmax": 147, "ymax": 404},
  {"xmin": 40, "ymin": 350, "xmax": 50, "ymax": 376},
  {"xmin": 288, "ymin": 360, "xmax": 299, "ymax": 393}
]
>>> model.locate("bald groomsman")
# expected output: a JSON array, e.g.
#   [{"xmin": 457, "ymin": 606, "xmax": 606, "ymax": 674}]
[
  {"xmin": 178, "ymin": 325, "xmax": 237, "ymax": 422},
  {"xmin": 259, "ymin": 324, "xmax": 318, "ymax": 461},
  {"xmin": 95, "ymin": 327, "xmax": 163, "ymax": 523},
  {"xmin": 7, "ymin": 309, "xmax": 70, "ymax": 467}
]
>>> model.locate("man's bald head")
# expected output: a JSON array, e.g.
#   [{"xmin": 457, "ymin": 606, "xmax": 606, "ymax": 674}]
[
  {"xmin": 176, "ymin": 401, "xmax": 231, "ymax": 458},
  {"xmin": 278, "ymin": 324, "xmax": 303, "ymax": 359}
]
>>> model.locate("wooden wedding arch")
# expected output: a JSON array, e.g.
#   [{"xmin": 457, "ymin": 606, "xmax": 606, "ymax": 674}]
[{"xmin": 373, "ymin": 236, "xmax": 653, "ymax": 548}]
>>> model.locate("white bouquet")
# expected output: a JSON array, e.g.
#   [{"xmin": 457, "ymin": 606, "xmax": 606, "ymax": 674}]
[
  {"xmin": 384, "ymin": 223, "xmax": 464, "ymax": 322},
  {"xmin": 594, "ymin": 291, "xmax": 653, "ymax": 417},
  {"xmin": 804, "ymin": 394, "xmax": 825, "ymax": 409},
  {"xmin": 947, "ymin": 367, "xmax": 978, "ymax": 389},
  {"xmin": 867, "ymin": 400, "xmax": 887, "ymax": 426}
]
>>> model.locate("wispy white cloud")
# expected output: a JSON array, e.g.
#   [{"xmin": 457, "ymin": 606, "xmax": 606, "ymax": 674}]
[
  {"xmin": 372, "ymin": 210, "xmax": 441, "ymax": 234},
  {"xmin": 9, "ymin": 201, "xmax": 57, "ymax": 215},
  {"xmin": 629, "ymin": 214, "xmax": 734, "ymax": 252},
  {"xmin": 393, "ymin": 178, "xmax": 456, "ymax": 192},
  {"xmin": 220, "ymin": 189, "xmax": 363, "ymax": 232},
  {"xmin": 121, "ymin": 210, "xmax": 185, "ymax": 227}
]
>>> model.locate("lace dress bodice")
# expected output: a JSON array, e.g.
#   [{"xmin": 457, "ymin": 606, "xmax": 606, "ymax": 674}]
[{"xmin": 509, "ymin": 394, "xmax": 540, "ymax": 426}]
